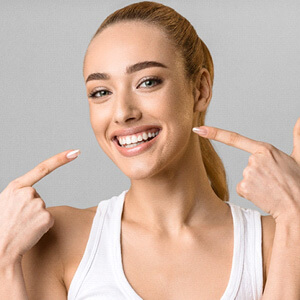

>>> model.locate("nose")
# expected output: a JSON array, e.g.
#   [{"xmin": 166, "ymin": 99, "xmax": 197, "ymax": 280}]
[{"xmin": 113, "ymin": 90, "xmax": 142, "ymax": 124}]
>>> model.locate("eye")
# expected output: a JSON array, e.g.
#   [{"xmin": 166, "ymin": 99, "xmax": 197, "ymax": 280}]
[
  {"xmin": 138, "ymin": 77, "xmax": 162, "ymax": 89},
  {"xmin": 88, "ymin": 89, "xmax": 111, "ymax": 99},
  {"xmin": 88, "ymin": 76, "xmax": 162, "ymax": 99}
]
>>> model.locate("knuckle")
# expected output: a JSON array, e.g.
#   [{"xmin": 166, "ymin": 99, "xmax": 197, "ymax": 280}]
[
  {"xmin": 19, "ymin": 187, "xmax": 36, "ymax": 199},
  {"xmin": 211, "ymin": 128, "xmax": 218, "ymax": 139},
  {"xmin": 242, "ymin": 167, "xmax": 249, "ymax": 178},
  {"xmin": 228, "ymin": 132, "xmax": 240, "ymax": 146},
  {"xmin": 42, "ymin": 211, "xmax": 54, "ymax": 227},
  {"xmin": 238, "ymin": 180, "xmax": 248, "ymax": 194},
  {"xmin": 26, "ymin": 187, "xmax": 36, "ymax": 197},
  {"xmin": 236, "ymin": 182, "xmax": 243, "ymax": 196},
  {"xmin": 36, "ymin": 163, "xmax": 50, "ymax": 177},
  {"xmin": 8, "ymin": 180, "xmax": 22, "ymax": 190},
  {"xmin": 35, "ymin": 198, "xmax": 46, "ymax": 209},
  {"xmin": 258, "ymin": 143, "xmax": 275, "ymax": 155},
  {"xmin": 248, "ymin": 155, "xmax": 256, "ymax": 165}
]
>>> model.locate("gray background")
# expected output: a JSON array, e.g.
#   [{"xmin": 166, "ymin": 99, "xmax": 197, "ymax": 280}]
[{"xmin": 1, "ymin": 1, "xmax": 299, "ymax": 216}]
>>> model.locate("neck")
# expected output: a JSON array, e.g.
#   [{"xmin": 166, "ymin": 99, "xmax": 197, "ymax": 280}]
[{"xmin": 123, "ymin": 136, "xmax": 225, "ymax": 236}]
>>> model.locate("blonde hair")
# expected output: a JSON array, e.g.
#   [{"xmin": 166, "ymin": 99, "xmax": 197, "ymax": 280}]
[{"xmin": 88, "ymin": 1, "xmax": 229, "ymax": 201}]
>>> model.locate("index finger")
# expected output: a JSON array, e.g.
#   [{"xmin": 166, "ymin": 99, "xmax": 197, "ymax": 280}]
[
  {"xmin": 13, "ymin": 149, "xmax": 81, "ymax": 188},
  {"xmin": 194, "ymin": 126, "xmax": 263, "ymax": 154}
]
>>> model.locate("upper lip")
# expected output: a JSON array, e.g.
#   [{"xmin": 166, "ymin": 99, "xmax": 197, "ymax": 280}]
[{"xmin": 110, "ymin": 125, "xmax": 162, "ymax": 140}]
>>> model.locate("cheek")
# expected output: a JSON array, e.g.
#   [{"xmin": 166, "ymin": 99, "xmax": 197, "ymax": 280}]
[
  {"xmin": 89, "ymin": 104, "xmax": 109, "ymax": 140},
  {"xmin": 160, "ymin": 88, "xmax": 194, "ymax": 127}
]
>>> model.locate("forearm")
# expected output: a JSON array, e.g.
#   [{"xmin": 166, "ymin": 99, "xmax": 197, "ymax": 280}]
[
  {"xmin": 261, "ymin": 219, "xmax": 300, "ymax": 300},
  {"xmin": 0, "ymin": 260, "xmax": 29, "ymax": 300}
]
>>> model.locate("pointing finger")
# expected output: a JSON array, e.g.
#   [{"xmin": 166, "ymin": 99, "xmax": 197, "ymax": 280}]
[
  {"xmin": 193, "ymin": 126, "xmax": 264, "ymax": 154},
  {"xmin": 13, "ymin": 149, "xmax": 81, "ymax": 188},
  {"xmin": 291, "ymin": 117, "xmax": 300, "ymax": 163}
]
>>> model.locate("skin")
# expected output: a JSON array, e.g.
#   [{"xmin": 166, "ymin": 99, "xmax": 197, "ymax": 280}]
[
  {"xmin": 84, "ymin": 20, "xmax": 230, "ymax": 236},
  {"xmin": 0, "ymin": 149, "xmax": 79, "ymax": 299},
  {"xmin": 194, "ymin": 119, "xmax": 300, "ymax": 223},
  {"xmin": 4, "ymin": 18, "xmax": 299, "ymax": 299}
]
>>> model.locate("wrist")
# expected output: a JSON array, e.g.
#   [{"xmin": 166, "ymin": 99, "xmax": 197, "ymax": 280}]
[
  {"xmin": 273, "ymin": 218, "xmax": 300, "ymax": 247},
  {"xmin": 274, "ymin": 208, "xmax": 300, "ymax": 228},
  {"xmin": 0, "ymin": 248, "xmax": 22, "ymax": 271},
  {"xmin": 0, "ymin": 260, "xmax": 23, "ymax": 283}
]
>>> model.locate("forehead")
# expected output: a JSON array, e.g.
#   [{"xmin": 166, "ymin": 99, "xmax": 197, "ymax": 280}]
[{"xmin": 83, "ymin": 21, "xmax": 183, "ymax": 78}]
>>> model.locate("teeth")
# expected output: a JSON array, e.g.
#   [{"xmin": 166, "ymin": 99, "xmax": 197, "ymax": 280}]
[
  {"xmin": 117, "ymin": 130, "xmax": 160, "ymax": 146},
  {"xmin": 124, "ymin": 141, "xmax": 145, "ymax": 148},
  {"xmin": 131, "ymin": 135, "xmax": 138, "ymax": 143},
  {"xmin": 142, "ymin": 132, "xmax": 148, "ymax": 140}
]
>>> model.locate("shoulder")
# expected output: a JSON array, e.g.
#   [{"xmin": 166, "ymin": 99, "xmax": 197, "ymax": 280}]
[
  {"xmin": 261, "ymin": 214, "xmax": 276, "ymax": 292},
  {"xmin": 45, "ymin": 205, "xmax": 98, "ymax": 261},
  {"xmin": 22, "ymin": 205, "xmax": 98, "ymax": 298},
  {"xmin": 46, "ymin": 204, "xmax": 97, "ymax": 233},
  {"xmin": 22, "ymin": 205, "xmax": 96, "ymax": 266}
]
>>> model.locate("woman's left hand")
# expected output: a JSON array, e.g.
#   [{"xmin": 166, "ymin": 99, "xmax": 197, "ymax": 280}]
[{"xmin": 193, "ymin": 117, "xmax": 300, "ymax": 224}]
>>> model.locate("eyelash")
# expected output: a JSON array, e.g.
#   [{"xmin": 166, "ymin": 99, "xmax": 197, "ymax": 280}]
[{"xmin": 88, "ymin": 76, "xmax": 163, "ymax": 99}]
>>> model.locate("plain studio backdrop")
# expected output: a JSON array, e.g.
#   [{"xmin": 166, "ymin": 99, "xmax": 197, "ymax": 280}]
[{"xmin": 0, "ymin": 1, "xmax": 299, "ymax": 215}]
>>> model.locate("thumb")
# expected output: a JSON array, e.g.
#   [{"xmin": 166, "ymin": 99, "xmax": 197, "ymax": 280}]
[{"xmin": 291, "ymin": 117, "xmax": 300, "ymax": 164}]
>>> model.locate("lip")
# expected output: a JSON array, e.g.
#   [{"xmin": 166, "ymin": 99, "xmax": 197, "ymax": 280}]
[
  {"xmin": 112, "ymin": 128, "xmax": 161, "ymax": 157},
  {"xmin": 110, "ymin": 124, "xmax": 162, "ymax": 140}
]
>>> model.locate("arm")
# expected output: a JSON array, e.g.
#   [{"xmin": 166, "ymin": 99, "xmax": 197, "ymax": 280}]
[
  {"xmin": 21, "ymin": 206, "xmax": 67, "ymax": 300},
  {"xmin": 261, "ymin": 217, "xmax": 300, "ymax": 300},
  {"xmin": 0, "ymin": 150, "xmax": 79, "ymax": 299},
  {"xmin": 0, "ymin": 206, "xmax": 67, "ymax": 300},
  {"xmin": 0, "ymin": 259, "xmax": 28, "ymax": 299},
  {"xmin": 193, "ymin": 118, "xmax": 300, "ymax": 299}
]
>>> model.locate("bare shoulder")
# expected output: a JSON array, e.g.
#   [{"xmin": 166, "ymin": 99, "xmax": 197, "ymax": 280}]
[
  {"xmin": 22, "ymin": 205, "xmax": 97, "ymax": 299},
  {"xmin": 47, "ymin": 205, "xmax": 97, "ymax": 257},
  {"xmin": 261, "ymin": 214, "xmax": 276, "ymax": 292}
]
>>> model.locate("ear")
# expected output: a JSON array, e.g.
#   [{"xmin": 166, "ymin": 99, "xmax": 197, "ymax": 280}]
[{"xmin": 193, "ymin": 68, "xmax": 212, "ymax": 112}]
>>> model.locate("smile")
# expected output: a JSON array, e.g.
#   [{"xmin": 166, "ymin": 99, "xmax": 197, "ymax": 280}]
[
  {"xmin": 113, "ymin": 128, "xmax": 161, "ymax": 157},
  {"xmin": 117, "ymin": 129, "xmax": 160, "ymax": 148}
]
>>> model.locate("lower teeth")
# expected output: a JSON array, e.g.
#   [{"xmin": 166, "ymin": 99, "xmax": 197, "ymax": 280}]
[
  {"xmin": 123, "ymin": 140, "xmax": 147, "ymax": 148},
  {"xmin": 121, "ymin": 135, "xmax": 157, "ymax": 148}
]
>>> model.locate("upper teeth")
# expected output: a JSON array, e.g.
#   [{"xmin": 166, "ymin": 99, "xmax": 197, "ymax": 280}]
[{"xmin": 117, "ymin": 130, "xmax": 159, "ymax": 145}]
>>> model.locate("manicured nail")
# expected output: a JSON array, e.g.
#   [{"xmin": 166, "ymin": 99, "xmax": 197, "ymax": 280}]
[
  {"xmin": 192, "ymin": 127, "xmax": 208, "ymax": 136},
  {"xmin": 66, "ymin": 149, "xmax": 81, "ymax": 159}
]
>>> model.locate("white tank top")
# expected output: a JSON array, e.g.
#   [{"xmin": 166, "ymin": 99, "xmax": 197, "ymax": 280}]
[{"xmin": 68, "ymin": 190, "xmax": 263, "ymax": 300}]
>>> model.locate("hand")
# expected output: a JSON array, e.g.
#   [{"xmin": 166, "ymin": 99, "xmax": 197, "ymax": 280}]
[
  {"xmin": 0, "ymin": 149, "xmax": 80, "ymax": 264},
  {"xmin": 192, "ymin": 118, "xmax": 300, "ymax": 223}
]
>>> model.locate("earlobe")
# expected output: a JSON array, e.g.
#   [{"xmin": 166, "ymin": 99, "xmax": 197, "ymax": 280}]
[{"xmin": 193, "ymin": 68, "xmax": 212, "ymax": 112}]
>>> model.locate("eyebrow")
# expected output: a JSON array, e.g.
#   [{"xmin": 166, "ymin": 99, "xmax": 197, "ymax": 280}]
[{"xmin": 85, "ymin": 61, "xmax": 167, "ymax": 83}]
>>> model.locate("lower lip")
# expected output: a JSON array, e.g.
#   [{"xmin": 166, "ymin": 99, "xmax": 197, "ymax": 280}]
[{"xmin": 113, "ymin": 130, "xmax": 161, "ymax": 157}]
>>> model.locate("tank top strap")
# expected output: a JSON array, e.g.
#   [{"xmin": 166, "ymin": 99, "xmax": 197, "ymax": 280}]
[
  {"xmin": 110, "ymin": 190, "xmax": 143, "ymax": 299},
  {"xmin": 241, "ymin": 204, "xmax": 263, "ymax": 298},
  {"xmin": 222, "ymin": 202, "xmax": 263, "ymax": 300},
  {"xmin": 220, "ymin": 201, "xmax": 245, "ymax": 299},
  {"xmin": 67, "ymin": 198, "xmax": 110, "ymax": 300}
]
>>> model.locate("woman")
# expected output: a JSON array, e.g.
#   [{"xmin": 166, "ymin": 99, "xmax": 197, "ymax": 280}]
[{"xmin": 1, "ymin": 1, "xmax": 300, "ymax": 299}]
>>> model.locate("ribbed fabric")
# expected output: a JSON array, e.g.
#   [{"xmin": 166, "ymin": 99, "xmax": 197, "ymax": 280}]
[{"xmin": 68, "ymin": 190, "xmax": 263, "ymax": 300}]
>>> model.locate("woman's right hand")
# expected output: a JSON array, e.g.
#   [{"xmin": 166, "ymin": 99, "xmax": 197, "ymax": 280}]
[{"xmin": 0, "ymin": 149, "xmax": 80, "ymax": 265}]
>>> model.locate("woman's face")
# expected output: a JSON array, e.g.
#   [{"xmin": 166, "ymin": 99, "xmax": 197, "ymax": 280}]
[{"xmin": 83, "ymin": 21, "xmax": 199, "ymax": 179}]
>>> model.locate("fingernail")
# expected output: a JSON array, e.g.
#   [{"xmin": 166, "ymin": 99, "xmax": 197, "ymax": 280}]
[
  {"xmin": 192, "ymin": 127, "xmax": 208, "ymax": 136},
  {"xmin": 66, "ymin": 149, "xmax": 81, "ymax": 159}
]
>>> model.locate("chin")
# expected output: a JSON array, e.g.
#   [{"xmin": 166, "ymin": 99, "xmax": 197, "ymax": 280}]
[
  {"xmin": 120, "ymin": 166, "xmax": 152, "ymax": 180},
  {"xmin": 119, "ymin": 161, "xmax": 157, "ymax": 180}
]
